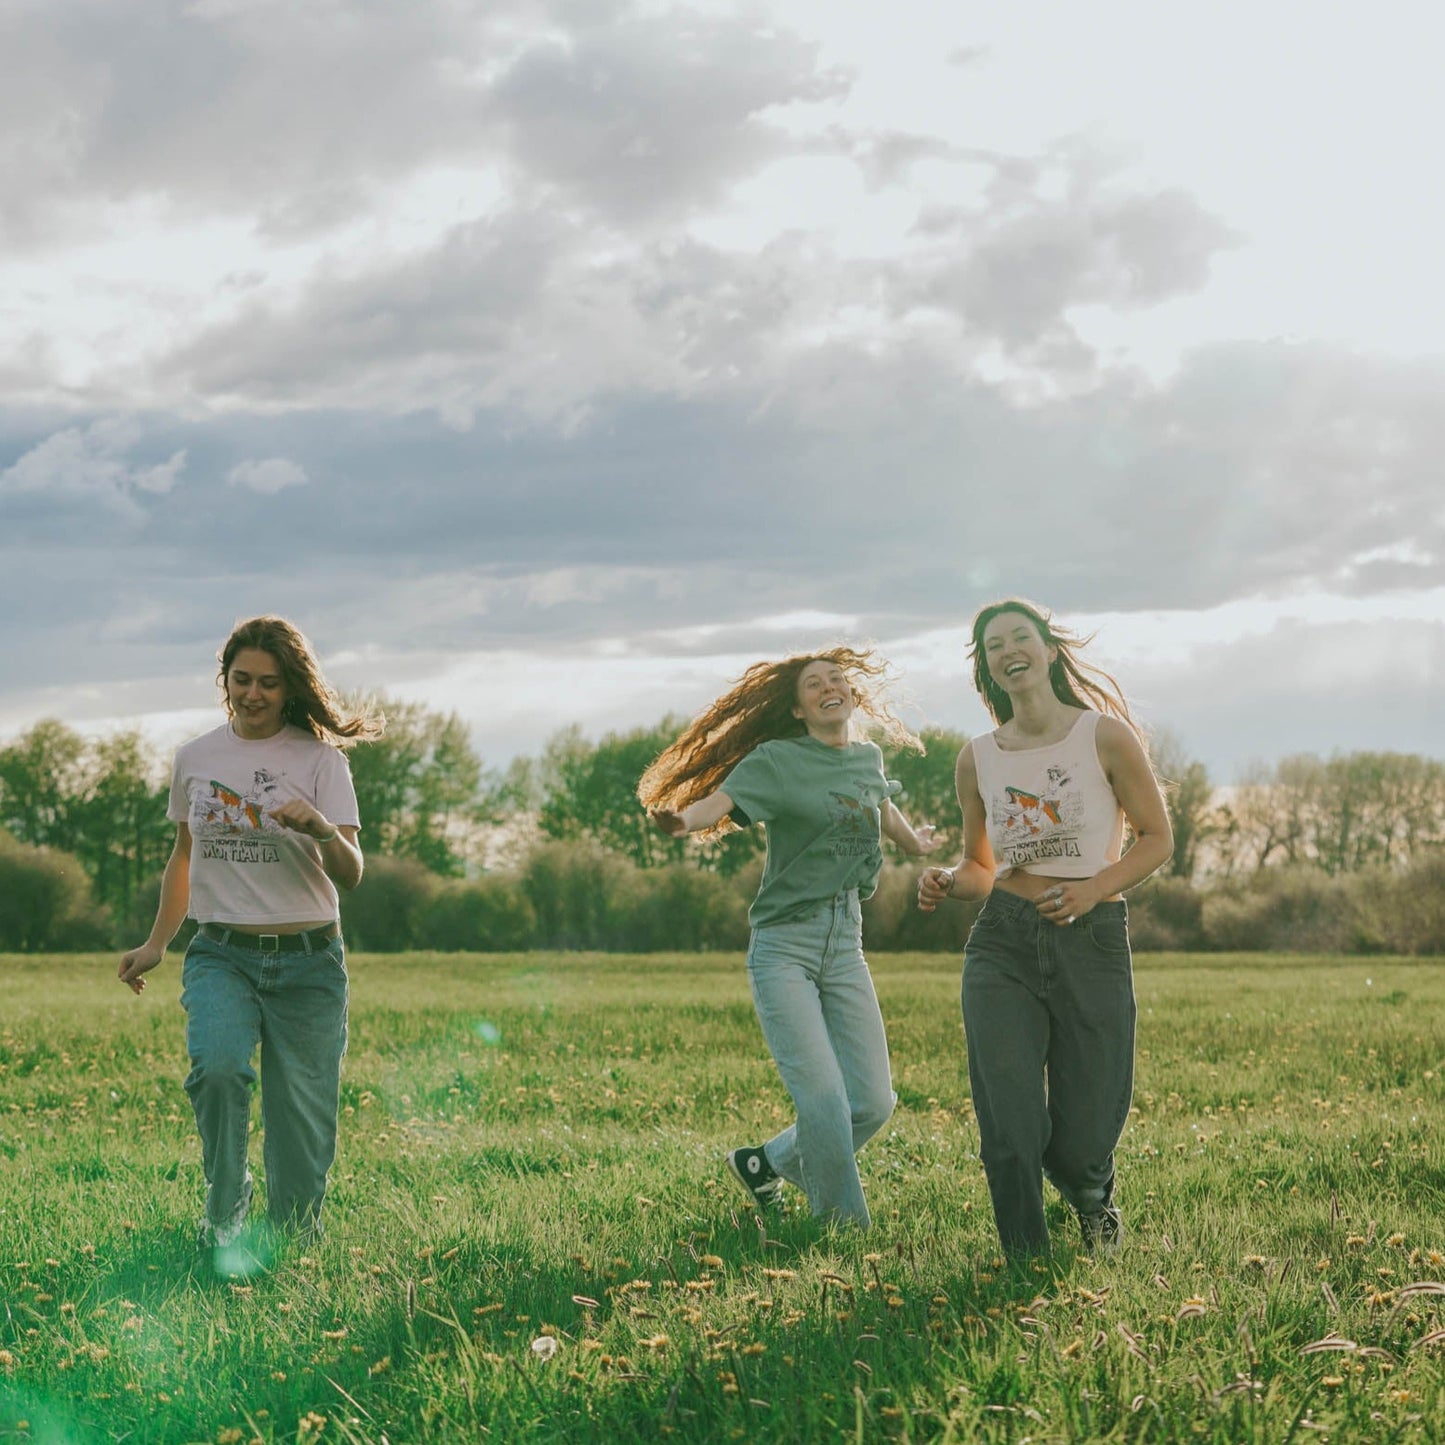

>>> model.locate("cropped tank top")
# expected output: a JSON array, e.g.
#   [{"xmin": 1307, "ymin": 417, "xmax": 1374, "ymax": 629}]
[{"xmin": 971, "ymin": 710, "xmax": 1123, "ymax": 879}]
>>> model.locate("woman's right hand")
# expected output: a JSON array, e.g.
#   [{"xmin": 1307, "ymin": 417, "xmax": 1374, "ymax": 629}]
[
  {"xmin": 648, "ymin": 807, "xmax": 687, "ymax": 837},
  {"xmin": 916, "ymin": 866, "xmax": 955, "ymax": 913},
  {"xmin": 118, "ymin": 942, "xmax": 164, "ymax": 995}
]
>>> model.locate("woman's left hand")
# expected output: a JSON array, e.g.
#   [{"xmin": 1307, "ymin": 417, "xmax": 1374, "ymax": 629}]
[
  {"xmin": 269, "ymin": 799, "xmax": 334, "ymax": 840},
  {"xmin": 1035, "ymin": 880, "xmax": 1100, "ymax": 928}
]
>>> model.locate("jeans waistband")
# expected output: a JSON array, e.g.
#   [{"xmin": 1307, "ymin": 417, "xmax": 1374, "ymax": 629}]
[
  {"xmin": 981, "ymin": 891, "xmax": 1127, "ymax": 926},
  {"xmin": 197, "ymin": 921, "xmax": 340, "ymax": 954}
]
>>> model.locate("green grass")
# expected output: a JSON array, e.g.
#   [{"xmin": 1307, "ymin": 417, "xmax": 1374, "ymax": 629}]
[{"xmin": 4, "ymin": 949, "xmax": 1445, "ymax": 1442}]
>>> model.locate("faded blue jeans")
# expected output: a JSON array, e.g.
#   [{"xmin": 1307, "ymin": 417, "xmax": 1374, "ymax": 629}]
[
  {"xmin": 180, "ymin": 929, "xmax": 349, "ymax": 1239},
  {"xmin": 747, "ymin": 890, "xmax": 895, "ymax": 1227},
  {"xmin": 961, "ymin": 890, "xmax": 1136, "ymax": 1253}
]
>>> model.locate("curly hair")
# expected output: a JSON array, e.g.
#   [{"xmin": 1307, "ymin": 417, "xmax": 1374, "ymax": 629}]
[
  {"xmin": 637, "ymin": 645, "xmax": 922, "ymax": 840},
  {"xmin": 968, "ymin": 598, "xmax": 1141, "ymax": 740},
  {"xmin": 219, "ymin": 616, "xmax": 385, "ymax": 748}
]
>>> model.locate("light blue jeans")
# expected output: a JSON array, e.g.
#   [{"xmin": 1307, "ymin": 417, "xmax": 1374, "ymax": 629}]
[
  {"xmin": 746, "ymin": 890, "xmax": 895, "ymax": 1227},
  {"xmin": 180, "ymin": 929, "xmax": 349, "ymax": 1238}
]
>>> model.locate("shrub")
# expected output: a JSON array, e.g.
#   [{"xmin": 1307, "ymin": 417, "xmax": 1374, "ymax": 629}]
[
  {"xmin": 518, "ymin": 840, "xmax": 639, "ymax": 950},
  {"xmin": 615, "ymin": 865, "xmax": 751, "ymax": 952},
  {"xmin": 1127, "ymin": 876, "xmax": 1207, "ymax": 951},
  {"xmin": 1201, "ymin": 866, "xmax": 1363, "ymax": 953},
  {"xmin": 1347, "ymin": 854, "xmax": 1445, "ymax": 955},
  {"xmin": 0, "ymin": 830, "xmax": 106, "ymax": 951},
  {"xmin": 862, "ymin": 862, "xmax": 978, "ymax": 952},
  {"xmin": 420, "ymin": 876, "xmax": 538, "ymax": 952},
  {"xmin": 340, "ymin": 855, "xmax": 441, "ymax": 951}
]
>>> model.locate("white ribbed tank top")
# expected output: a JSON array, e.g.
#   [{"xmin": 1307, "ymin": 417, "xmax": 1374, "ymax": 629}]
[{"xmin": 971, "ymin": 710, "xmax": 1123, "ymax": 879}]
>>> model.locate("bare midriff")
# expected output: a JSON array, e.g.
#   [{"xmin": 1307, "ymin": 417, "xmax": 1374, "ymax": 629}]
[
  {"xmin": 222, "ymin": 919, "xmax": 336, "ymax": 935},
  {"xmin": 995, "ymin": 872, "xmax": 1123, "ymax": 905}
]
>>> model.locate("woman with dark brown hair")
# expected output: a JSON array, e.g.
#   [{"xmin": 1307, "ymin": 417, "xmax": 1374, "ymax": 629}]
[
  {"xmin": 119, "ymin": 616, "xmax": 382, "ymax": 1271},
  {"xmin": 918, "ymin": 598, "xmax": 1172, "ymax": 1255},
  {"xmin": 640, "ymin": 646, "xmax": 937, "ymax": 1228}
]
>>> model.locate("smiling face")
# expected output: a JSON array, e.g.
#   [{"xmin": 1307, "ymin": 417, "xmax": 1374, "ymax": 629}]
[
  {"xmin": 792, "ymin": 659, "xmax": 855, "ymax": 736},
  {"xmin": 982, "ymin": 610, "xmax": 1057, "ymax": 696},
  {"xmin": 225, "ymin": 647, "xmax": 290, "ymax": 739}
]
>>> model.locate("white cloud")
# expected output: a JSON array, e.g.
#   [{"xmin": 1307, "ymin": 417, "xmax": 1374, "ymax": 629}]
[
  {"xmin": 226, "ymin": 456, "xmax": 308, "ymax": 493},
  {"xmin": 0, "ymin": 419, "xmax": 185, "ymax": 511}
]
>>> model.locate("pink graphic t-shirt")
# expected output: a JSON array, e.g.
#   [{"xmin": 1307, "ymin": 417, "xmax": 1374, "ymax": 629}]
[{"xmin": 167, "ymin": 722, "xmax": 360, "ymax": 925}]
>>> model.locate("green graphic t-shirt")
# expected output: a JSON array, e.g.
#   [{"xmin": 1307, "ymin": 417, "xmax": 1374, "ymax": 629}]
[{"xmin": 722, "ymin": 736, "xmax": 902, "ymax": 927}]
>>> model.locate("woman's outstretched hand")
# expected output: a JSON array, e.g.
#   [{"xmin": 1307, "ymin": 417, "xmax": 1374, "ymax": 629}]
[
  {"xmin": 648, "ymin": 807, "xmax": 688, "ymax": 837},
  {"xmin": 912, "ymin": 824, "xmax": 940, "ymax": 855}
]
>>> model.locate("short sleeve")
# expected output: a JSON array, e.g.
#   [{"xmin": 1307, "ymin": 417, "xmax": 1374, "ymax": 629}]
[
  {"xmin": 722, "ymin": 746, "xmax": 781, "ymax": 827},
  {"xmin": 165, "ymin": 754, "xmax": 188, "ymax": 824},
  {"xmin": 315, "ymin": 746, "xmax": 361, "ymax": 829},
  {"xmin": 871, "ymin": 743, "xmax": 903, "ymax": 803}
]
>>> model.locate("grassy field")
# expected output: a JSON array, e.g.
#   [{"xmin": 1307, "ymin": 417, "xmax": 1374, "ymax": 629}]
[{"xmin": 3, "ymin": 948, "xmax": 1445, "ymax": 1443}]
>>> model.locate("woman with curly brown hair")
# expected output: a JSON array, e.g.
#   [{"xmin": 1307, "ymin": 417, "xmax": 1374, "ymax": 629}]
[
  {"xmin": 917, "ymin": 599, "xmax": 1172, "ymax": 1256},
  {"xmin": 640, "ymin": 646, "xmax": 937, "ymax": 1228},
  {"xmin": 119, "ymin": 616, "xmax": 383, "ymax": 1270}
]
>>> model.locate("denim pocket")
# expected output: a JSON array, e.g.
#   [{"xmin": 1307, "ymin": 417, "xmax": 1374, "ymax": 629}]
[{"xmin": 1085, "ymin": 914, "xmax": 1131, "ymax": 957}]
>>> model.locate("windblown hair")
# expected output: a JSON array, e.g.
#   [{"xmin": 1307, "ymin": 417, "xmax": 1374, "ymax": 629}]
[
  {"xmin": 218, "ymin": 615, "xmax": 385, "ymax": 748},
  {"xmin": 637, "ymin": 645, "xmax": 922, "ymax": 840},
  {"xmin": 969, "ymin": 598, "xmax": 1142, "ymax": 741}
]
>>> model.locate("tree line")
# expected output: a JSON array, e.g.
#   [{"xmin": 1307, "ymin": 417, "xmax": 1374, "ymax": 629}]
[{"xmin": 2, "ymin": 702, "xmax": 1443, "ymax": 954}]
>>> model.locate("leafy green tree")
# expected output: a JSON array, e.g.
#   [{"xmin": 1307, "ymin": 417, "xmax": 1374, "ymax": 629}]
[
  {"xmin": 1149, "ymin": 728, "xmax": 1219, "ymax": 881},
  {"xmin": 537, "ymin": 719, "xmax": 765, "ymax": 875},
  {"xmin": 883, "ymin": 729, "xmax": 968, "ymax": 847},
  {"xmin": 0, "ymin": 721, "xmax": 171, "ymax": 918},
  {"xmin": 70, "ymin": 731, "xmax": 173, "ymax": 921},
  {"xmin": 0, "ymin": 718, "xmax": 87, "ymax": 851},
  {"xmin": 344, "ymin": 694, "xmax": 483, "ymax": 876},
  {"xmin": 538, "ymin": 720, "xmax": 688, "ymax": 869}
]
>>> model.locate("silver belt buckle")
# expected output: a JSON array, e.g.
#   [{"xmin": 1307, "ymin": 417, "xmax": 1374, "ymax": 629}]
[{"xmin": 258, "ymin": 933, "xmax": 281, "ymax": 953}]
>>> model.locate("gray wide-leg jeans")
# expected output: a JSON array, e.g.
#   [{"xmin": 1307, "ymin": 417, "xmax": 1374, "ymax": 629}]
[
  {"xmin": 180, "ymin": 930, "xmax": 349, "ymax": 1240},
  {"xmin": 747, "ymin": 890, "xmax": 896, "ymax": 1227},
  {"xmin": 961, "ymin": 890, "xmax": 1135, "ymax": 1254}
]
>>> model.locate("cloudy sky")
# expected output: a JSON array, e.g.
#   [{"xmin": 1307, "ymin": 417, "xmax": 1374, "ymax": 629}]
[{"xmin": 3, "ymin": 0, "xmax": 1442, "ymax": 784}]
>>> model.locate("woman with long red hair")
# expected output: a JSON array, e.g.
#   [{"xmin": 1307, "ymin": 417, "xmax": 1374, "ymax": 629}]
[{"xmin": 641, "ymin": 645, "xmax": 937, "ymax": 1228}]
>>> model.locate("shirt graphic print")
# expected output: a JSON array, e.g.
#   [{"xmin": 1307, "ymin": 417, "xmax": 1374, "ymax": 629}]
[
  {"xmin": 196, "ymin": 768, "xmax": 289, "ymax": 866},
  {"xmin": 991, "ymin": 762, "xmax": 1087, "ymax": 870},
  {"xmin": 825, "ymin": 790, "xmax": 880, "ymax": 858}
]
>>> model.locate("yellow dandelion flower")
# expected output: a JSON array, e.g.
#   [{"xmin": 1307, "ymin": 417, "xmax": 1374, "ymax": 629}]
[
  {"xmin": 699, "ymin": 1255, "xmax": 725, "ymax": 1269},
  {"xmin": 1322, "ymin": 1376, "xmax": 1344, "ymax": 1388}
]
